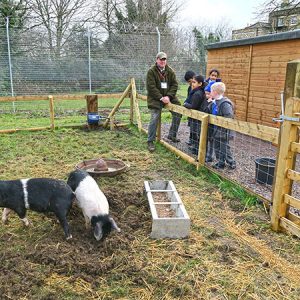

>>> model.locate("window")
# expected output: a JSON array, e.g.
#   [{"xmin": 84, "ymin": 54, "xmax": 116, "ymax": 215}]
[
  {"xmin": 290, "ymin": 16, "xmax": 297, "ymax": 25},
  {"xmin": 277, "ymin": 17, "xmax": 284, "ymax": 27}
]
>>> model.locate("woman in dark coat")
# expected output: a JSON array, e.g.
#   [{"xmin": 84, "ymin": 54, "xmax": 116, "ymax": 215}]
[{"xmin": 183, "ymin": 75, "xmax": 208, "ymax": 155}]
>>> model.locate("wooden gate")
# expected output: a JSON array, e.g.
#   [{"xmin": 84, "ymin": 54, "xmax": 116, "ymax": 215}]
[{"xmin": 271, "ymin": 59, "xmax": 300, "ymax": 237}]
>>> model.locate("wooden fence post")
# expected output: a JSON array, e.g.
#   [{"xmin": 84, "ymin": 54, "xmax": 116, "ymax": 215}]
[
  {"xmin": 110, "ymin": 115, "xmax": 115, "ymax": 131},
  {"xmin": 86, "ymin": 94, "xmax": 98, "ymax": 129},
  {"xmin": 86, "ymin": 94, "xmax": 98, "ymax": 113},
  {"xmin": 131, "ymin": 78, "xmax": 142, "ymax": 132},
  {"xmin": 130, "ymin": 85, "xmax": 134, "ymax": 125},
  {"xmin": 48, "ymin": 95, "xmax": 55, "ymax": 130},
  {"xmin": 271, "ymin": 97, "xmax": 300, "ymax": 231},
  {"xmin": 197, "ymin": 115, "xmax": 208, "ymax": 170}
]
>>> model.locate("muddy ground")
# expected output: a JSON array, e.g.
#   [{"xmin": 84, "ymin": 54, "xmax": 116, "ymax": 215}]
[
  {"xmin": 0, "ymin": 187, "xmax": 150, "ymax": 299},
  {"xmin": 0, "ymin": 127, "xmax": 300, "ymax": 299}
]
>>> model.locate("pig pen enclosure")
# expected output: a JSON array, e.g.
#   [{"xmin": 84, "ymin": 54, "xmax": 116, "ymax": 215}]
[
  {"xmin": 1, "ymin": 24, "xmax": 300, "ymax": 299},
  {"xmin": 1, "ymin": 105, "xmax": 300, "ymax": 299},
  {"xmin": 1, "ymin": 127, "xmax": 300, "ymax": 300},
  {"xmin": 0, "ymin": 62, "xmax": 300, "ymax": 299}
]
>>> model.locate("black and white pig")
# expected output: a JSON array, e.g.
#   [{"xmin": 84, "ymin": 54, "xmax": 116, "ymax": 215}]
[
  {"xmin": 0, "ymin": 178, "xmax": 74, "ymax": 239},
  {"xmin": 67, "ymin": 169, "xmax": 120, "ymax": 241}
]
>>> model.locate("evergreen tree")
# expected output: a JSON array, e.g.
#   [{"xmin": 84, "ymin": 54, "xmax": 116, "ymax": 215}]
[
  {"xmin": 193, "ymin": 27, "xmax": 220, "ymax": 75},
  {"xmin": 0, "ymin": 0, "xmax": 27, "ymax": 28},
  {"xmin": 114, "ymin": 0, "xmax": 178, "ymax": 32}
]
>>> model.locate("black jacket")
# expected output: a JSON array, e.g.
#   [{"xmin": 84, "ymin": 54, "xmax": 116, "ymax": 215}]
[{"xmin": 183, "ymin": 87, "xmax": 208, "ymax": 112}]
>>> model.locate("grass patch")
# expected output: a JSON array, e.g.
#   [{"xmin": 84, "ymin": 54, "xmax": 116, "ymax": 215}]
[{"xmin": 200, "ymin": 167, "xmax": 258, "ymax": 207}]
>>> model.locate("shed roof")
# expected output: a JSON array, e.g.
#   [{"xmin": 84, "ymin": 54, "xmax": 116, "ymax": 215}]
[{"xmin": 206, "ymin": 29, "xmax": 300, "ymax": 49}]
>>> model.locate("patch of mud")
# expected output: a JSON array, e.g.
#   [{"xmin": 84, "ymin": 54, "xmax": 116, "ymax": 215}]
[{"xmin": 0, "ymin": 190, "xmax": 151, "ymax": 298}]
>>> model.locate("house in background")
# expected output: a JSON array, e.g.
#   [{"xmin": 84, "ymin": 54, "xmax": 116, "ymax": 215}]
[{"xmin": 232, "ymin": 0, "xmax": 300, "ymax": 40}]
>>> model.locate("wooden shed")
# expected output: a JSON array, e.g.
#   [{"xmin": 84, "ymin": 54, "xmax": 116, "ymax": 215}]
[{"xmin": 206, "ymin": 30, "xmax": 300, "ymax": 127}]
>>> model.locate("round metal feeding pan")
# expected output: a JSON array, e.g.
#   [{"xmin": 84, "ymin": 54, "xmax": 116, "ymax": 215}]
[{"xmin": 76, "ymin": 158, "xmax": 128, "ymax": 177}]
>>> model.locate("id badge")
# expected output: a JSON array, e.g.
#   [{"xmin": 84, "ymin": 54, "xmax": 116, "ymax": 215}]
[{"xmin": 161, "ymin": 82, "xmax": 167, "ymax": 89}]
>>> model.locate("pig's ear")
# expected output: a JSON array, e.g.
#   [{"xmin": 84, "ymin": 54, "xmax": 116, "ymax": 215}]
[{"xmin": 109, "ymin": 217, "xmax": 121, "ymax": 232}]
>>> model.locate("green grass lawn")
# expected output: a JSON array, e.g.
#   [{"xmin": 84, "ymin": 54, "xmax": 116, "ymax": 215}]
[{"xmin": 0, "ymin": 86, "xmax": 190, "ymax": 131}]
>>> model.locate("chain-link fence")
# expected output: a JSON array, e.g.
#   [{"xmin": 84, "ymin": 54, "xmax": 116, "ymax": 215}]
[{"xmin": 0, "ymin": 21, "xmax": 201, "ymax": 97}]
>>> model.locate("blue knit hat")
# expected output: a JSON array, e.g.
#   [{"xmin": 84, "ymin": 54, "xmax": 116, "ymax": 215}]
[{"xmin": 204, "ymin": 81, "xmax": 216, "ymax": 92}]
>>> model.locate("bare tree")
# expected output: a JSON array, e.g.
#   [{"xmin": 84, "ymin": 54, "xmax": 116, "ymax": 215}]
[
  {"xmin": 91, "ymin": 0, "xmax": 120, "ymax": 37},
  {"xmin": 255, "ymin": 0, "xmax": 300, "ymax": 31},
  {"xmin": 257, "ymin": 0, "xmax": 299, "ymax": 16},
  {"xmin": 26, "ymin": 0, "xmax": 94, "ymax": 57}
]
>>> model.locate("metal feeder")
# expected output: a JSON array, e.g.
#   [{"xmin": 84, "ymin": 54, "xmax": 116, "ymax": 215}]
[{"xmin": 76, "ymin": 158, "xmax": 128, "ymax": 177}]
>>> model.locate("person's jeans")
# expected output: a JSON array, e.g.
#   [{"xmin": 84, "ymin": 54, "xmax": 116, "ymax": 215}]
[
  {"xmin": 168, "ymin": 111, "xmax": 182, "ymax": 139},
  {"xmin": 148, "ymin": 108, "xmax": 161, "ymax": 142},
  {"xmin": 148, "ymin": 109, "xmax": 182, "ymax": 142},
  {"xmin": 214, "ymin": 137, "xmax": 235, "ymax": 166}
]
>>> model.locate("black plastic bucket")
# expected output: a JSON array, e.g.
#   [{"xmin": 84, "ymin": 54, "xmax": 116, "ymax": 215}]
[{"xmin": 255, "ymin": 157, "xmax": 276, "ymax": 185}]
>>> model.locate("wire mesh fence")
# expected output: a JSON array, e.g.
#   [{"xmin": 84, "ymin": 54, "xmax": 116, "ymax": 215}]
[
  {"xmin": 142, "ymin": 109, "xmax": 300, "ymax": 218},
  {"xmin": 146, "ymin": 117, "xmax": 279, "ymax": 202},
  {"xmin": 0, "ymin": 23, "xmax": 200, "ymax": 97}
]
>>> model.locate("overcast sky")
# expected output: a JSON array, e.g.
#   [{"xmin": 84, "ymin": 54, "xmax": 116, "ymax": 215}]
[{"xmin": 175, "ymin": 0, "xmax": 268, "ymax": 30}]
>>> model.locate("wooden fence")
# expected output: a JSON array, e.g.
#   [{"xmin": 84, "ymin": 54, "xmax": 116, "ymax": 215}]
[
  {"xmin": 0, "ymin": 67, "xmax": 299, "ymax": 238},
  {"xmin": 270, "ymin": 60, "xmax": 300, "ymax": 237},
  {"xmin": 127, "ymin": 62, "xmax": 300, "ymax": 238},
  {"xmin": 0, "ymin": 93, "xmax": 126, "ymax": 133}
]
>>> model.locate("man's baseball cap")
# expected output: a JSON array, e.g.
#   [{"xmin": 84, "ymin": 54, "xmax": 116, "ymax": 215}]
[{"xmin": 156, "ymin": 51, "xmax": 167, "ymax": 59}]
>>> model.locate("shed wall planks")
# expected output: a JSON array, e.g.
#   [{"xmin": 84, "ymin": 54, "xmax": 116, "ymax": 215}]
[{"xmin": 207, "ymin": 38, "xmax": 300, "ymax": 126}]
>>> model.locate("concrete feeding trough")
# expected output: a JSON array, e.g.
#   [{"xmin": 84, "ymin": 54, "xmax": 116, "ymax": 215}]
[{"xmin": 144, "ymin": 180, "xmax": 190, "ymax": 239}]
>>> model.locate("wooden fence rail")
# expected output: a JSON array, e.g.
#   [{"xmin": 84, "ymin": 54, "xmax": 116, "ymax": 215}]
[
  {"xmin": 136, "ymin": 95, "xmax": 279, "ymax": 144},
  {"xmin": 0, "ymin": 93, "xmax": 125, "ymax": 133},
  {"xmin": 135, "ymin": 60, "xmax": 300, "ymax": 238}
]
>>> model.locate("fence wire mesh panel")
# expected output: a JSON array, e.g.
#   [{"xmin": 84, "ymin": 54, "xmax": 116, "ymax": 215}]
[
  {"xmin": 142, "ymin": 109, "xmax": 284, "ymax": 203},
  {"xmin": 203, "ymin": 132, "xmax": 277, "ymax": 201},
  {"xmin": 0, "ymin": 25, "xmax": 200, "ymax": 96}
]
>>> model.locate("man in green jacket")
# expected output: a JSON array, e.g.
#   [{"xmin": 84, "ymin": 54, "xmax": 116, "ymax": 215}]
[{"xmin": 146, "ymin": 51, "xmax": 182, "ymax": 152}]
